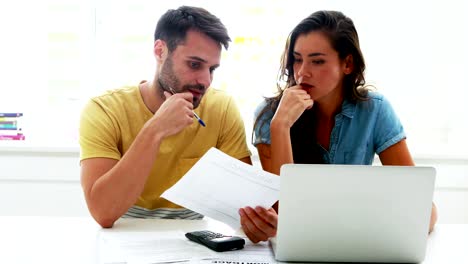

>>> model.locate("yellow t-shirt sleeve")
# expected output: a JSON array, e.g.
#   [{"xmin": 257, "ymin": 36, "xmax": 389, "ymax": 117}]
[
  {"xmin": 217, "ymin": 97, "xmax": 251, "ymax": 159},
  {"xmin": 79, "ymin": 99, "xmax": 122, "ymax": 161}
]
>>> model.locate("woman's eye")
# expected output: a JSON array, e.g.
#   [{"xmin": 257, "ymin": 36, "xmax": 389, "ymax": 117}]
[
  {"xmin": 293, "ymin": 58, "xmax": 302, "ymax": 63},
  {"xmin": 312, "ymin": 60, "xmax": 325, "ymax": 65}
]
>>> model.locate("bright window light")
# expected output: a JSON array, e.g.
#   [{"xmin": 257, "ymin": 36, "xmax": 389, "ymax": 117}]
[{"xmin": 0, "ymin": 0, "xmax": 466, "ymax": 159}]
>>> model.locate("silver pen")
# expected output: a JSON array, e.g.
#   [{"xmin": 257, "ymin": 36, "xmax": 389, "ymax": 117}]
[{"xmin": 168, "ymin": 87, "xmax": 206, "ymax": 127}]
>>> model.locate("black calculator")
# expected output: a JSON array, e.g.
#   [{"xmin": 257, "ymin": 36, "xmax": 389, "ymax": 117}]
[{"xmin": 185, "ymin": 230, "xmax": 245, "ymax": 252}]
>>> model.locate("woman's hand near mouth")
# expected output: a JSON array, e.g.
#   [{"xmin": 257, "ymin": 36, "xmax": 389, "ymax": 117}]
[{"xmin": 271, "ymin": 85, "xmax": 314, "ymax": 129}]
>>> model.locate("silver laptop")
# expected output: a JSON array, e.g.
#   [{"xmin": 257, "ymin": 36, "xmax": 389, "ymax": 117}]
[{"xmin": 272, "ymin": 164, "xmax": 436, "ymax": 263}]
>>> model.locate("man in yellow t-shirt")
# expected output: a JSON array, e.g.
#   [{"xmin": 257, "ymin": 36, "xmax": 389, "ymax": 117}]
[{"xmin": 79, "ymin": 6, "xmax": 252, "ymax": 229}]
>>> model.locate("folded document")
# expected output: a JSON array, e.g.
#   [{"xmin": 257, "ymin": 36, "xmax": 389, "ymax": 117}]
[{"xmin": 161, "ymin": 147, "xmax": 280, "ymax": 228}]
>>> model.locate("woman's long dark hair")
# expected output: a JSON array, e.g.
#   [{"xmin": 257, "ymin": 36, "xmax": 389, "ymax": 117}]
[{"xmin": 255, "ymin": 10, "xmax": 370, "ymax": 163}]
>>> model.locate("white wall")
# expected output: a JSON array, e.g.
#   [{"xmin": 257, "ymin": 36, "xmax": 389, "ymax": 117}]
[
  {"xmin": 412, "ymin": 160, "xmax": 468, "ymax": 224},
  {"xmin": 0, "ymin": 147, "xmax": 89, "ymax": 217},
  {"xmin": 0, "ymin": 147, "xmax": 467, "ymax": 224}
]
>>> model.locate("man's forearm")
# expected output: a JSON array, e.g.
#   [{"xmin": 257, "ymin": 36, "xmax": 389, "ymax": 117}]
[{"xmin": 86, "ymin": 127, "xmax": 164, "ymax": 227}]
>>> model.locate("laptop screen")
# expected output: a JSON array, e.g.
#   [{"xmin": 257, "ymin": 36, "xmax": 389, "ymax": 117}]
[{"xmin": 274, "ymin": 164, "xmax": 435, "ymax": 263}]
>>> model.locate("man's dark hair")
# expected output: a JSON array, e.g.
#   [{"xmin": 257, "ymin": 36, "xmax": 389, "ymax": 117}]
[{"xmin": 154, "ymin": 6, "xmax": 231, "ymax": 52}]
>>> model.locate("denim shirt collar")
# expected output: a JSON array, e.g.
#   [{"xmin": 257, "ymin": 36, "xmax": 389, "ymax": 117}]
[{"xmin": 340, "ymin": 98, "xmax": 356, "ymax": 118}]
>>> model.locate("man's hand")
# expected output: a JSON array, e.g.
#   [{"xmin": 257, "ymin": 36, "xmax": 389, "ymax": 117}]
[
  {"xmin": 239, "ymin": 206, "xmax": 278, "ymax": 243},
  {"xmin": 151, "ymin": 91, "xmax": 195, "ymax": 138}
]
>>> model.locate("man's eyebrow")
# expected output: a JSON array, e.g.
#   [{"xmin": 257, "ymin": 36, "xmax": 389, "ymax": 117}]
[
  {"xmin": 187, "ymin": 56, "xmax": 220, "ymax": 68},
  {"xmin": 187, "ymin": 56, "xmax": 207, "ymax": 63},
  {"xmin": 293, "ymin": 51, "xmax": 326, "ymax": 57}
]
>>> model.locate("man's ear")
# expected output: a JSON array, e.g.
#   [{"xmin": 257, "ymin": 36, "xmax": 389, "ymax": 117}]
[
  {"xmin": 343, "ymin": 54, "xmax": 354, "ymax": 75},
  {"xmin": 154, "ymin": 39, "xmax": 168, "ymax": 63}
]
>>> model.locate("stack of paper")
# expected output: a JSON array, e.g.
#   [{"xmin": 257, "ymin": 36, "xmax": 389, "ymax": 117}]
[{"xmin": 98, "ymin": 230, "xmax": 277, "ymax": 264}]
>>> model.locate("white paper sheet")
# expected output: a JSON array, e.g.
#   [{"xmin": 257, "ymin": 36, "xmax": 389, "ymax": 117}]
[
  {"xmin": 161, "ymin": 147, "xmax": 280, "ymax": 228},
  {"xmin": 99, "ymin": 231, "xmax": 218, "ymax": 264},
  {"xmin": 208, "ymin": 240, "xmax": 277, "ymax": 264},
  {"xmin": 98, "ymin": 230, "xmax": 277, "ymax": 264}
]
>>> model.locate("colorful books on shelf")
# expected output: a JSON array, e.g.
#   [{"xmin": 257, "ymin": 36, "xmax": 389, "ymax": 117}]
[{"xmin": 0, "ymin": 113, "xmax": 25, "ymax": 140}]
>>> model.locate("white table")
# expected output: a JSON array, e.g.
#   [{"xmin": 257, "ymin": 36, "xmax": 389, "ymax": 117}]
[{"xmin": 0, "ymin": 216, "xmax": 466, "ymax": 263}]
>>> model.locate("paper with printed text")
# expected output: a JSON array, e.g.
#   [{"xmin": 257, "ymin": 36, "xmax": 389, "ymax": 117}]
[{"xmin": 161, "ymin": 147, "xmax": 280, "ymax": 228}]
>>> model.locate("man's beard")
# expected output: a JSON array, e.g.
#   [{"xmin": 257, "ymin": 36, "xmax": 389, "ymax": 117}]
[
  {"xmin": 157, "ymin": 56, "xmax": 205, "ymax": 108},
  {"xmin": 157, "ymin": 56, "xmax": 179, "ymax": 96}
]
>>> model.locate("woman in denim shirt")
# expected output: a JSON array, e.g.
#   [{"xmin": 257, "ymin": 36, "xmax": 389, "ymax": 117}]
[{"xmin": 239, "ymin": 10, "xmax": 437, "ymax": 243}]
